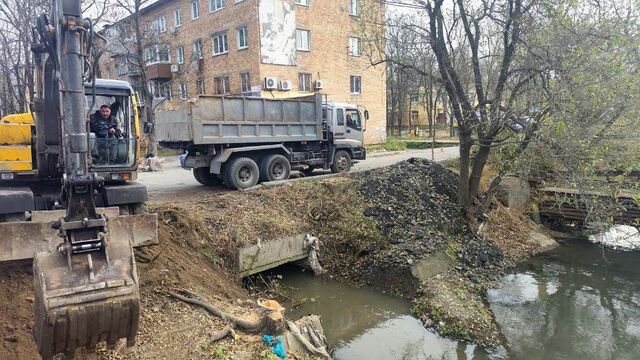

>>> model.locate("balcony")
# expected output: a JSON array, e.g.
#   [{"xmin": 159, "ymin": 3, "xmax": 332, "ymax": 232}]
[{"xmin": 146, "ymin": 62, "xmax": 172, "ymax": 80}]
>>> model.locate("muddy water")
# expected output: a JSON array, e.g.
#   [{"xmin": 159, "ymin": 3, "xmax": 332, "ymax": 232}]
[
  {"xmin": 487, "ymin": 239, "xmax": 640, "ymax": 360},
  {"xmin": 277, "ymin": 267, "xmax": 498, "ymax": 359},
  {"xmin": 276, "ymin": 239, "xmax": 640, "ymax": 359}
]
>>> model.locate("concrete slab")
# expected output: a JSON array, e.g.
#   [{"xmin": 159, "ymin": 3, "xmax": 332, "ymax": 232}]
[{"xmin": 238, "ymin": 233, "xmax": 309, "ymax": 277}]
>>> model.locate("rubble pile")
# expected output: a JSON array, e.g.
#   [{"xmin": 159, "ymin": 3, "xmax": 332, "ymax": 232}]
[{"xmin": 347, "ymin": 158, "xmax": 503, "ymax": 295}]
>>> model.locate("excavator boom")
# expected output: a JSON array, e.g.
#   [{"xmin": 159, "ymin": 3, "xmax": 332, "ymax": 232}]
[{"xmin": 17, "ymin": 0, "xmax": 153, "ymax": 358}]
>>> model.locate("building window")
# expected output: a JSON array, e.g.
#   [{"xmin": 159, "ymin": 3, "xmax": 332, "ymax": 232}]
[
  {"xmin": 296, "ymin": 29, "xmax": 310, "ymax": 51},
  {"xmin": 349, "ymin": 0, "xmax": 359, "ymax": 16},
  {"xmin": 176, "ymin": 46, "xmax": 185, "ymax": 64},
  {"xmin": 191, "ymin": 0, "xmax": 199, "ymax": 19},
  {"xmin": 298, "ymin": 73, "xmax": 311, "ymax": 92},
  {"xmin": 149, "ymin": 16, "xmax": 167, "ymax": 32},
  {"xmin": 350, "ymin": 75, "xmax": 361, "ymax": 94},
  {"xmin": 294, "ymin": 0, "xmax": 309, "ymax": 5},
  {"xmin": 143, "ymin": 44, "xmax": 170, "ymax": 63},
  {"xmin": 179, "ymin": 82, "xmax": 188, "ymax": 99},
  {"xmin": 214, "ymin": 76, "xmax": 230, "ymax": 94},
  {"xmin": 193, "ymin": 38, "xmax": 203, "ymax": 59},
  {"xmin": 237, "ymin": 26, "xmax": 248, "ymax": 50},
  {"xmin": 150, "ymin": 81, "xmax": 172, "ymax": 99},
  {"xmin": 240, "ymin": 72, "xmax": 250, "ymax": 94},
  {"xmin": 209, "ymin": 0, "xmax": 224, "ymax": 12},
  {"xmin": 174, "ymin": 9, "xmax": 182, "ymax": 27},
  {"xmin": 212, "ymin": 32, "xmax": 228, "ymax": 55},
  {"xmin": 197, "ymin": 78, "xmax": 206, "ymax": 94},
  {"xmin": 158, "ymin": 16, "xmax": 167, "ymax": 32},
  {"xmin": 349, "ymin": 37, "xmax": 361, "ymax": 56}
]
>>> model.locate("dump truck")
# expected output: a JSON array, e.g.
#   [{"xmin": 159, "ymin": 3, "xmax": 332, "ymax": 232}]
[
  {"xmin": 0, "ymin": 1, "xmax": 157, "ymax": 358},
  {"xmin": 155, "ymin": 94, "xmax": 368, "ymax": 189}
]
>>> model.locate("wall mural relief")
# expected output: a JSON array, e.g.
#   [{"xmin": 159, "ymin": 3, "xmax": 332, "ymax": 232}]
[{"xmin": 259, "ymin": 0, "xmax": 297, "ymax": 66}]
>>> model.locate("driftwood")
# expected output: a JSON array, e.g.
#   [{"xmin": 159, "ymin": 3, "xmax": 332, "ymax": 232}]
[
  {"xmin": 286, "ymin": 317, "xmax": 331, "ymax": 359},
  {"xmin": 210, "ymin": 325, "xmax": 235, "ymax": 342},
  {"xmin": 169, "ymin": 289, "xmax": 286, "ymax": 336}
]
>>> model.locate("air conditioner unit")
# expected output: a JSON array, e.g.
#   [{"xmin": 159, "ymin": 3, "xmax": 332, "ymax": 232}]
[
  {"xmin": 314, "ymin": 80, "xmax": 324, "ymax": 90},
  {"xmin": 171, "ymin": 27, "xmax": 178, "ymax": 35},
  {"xmin": 170, "ymin": 64, "xmax": 179, "ymax": 73},
  {"xmin": 280, "ymin": 80, "xmax": 293, "ymax": 91},
  {"xmin": 264, "ymin": 77, "xmax": 278, "ymax": 90}
]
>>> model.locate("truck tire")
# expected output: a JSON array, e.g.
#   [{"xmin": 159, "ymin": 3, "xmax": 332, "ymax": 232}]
[
  {"xmin": 193, "ymin": 167, "xmax": 223, "ymax": 186},
  {"xmin": 224, "ymin": 157, "xmax": 260, "ymax": 190},
  {"xmin": 259, "ymin": 154, "xmax": 291, "ymax": 182},
  {"xmin": 331, "ymin": 150, "xmax": 352, "ymax": 173}
]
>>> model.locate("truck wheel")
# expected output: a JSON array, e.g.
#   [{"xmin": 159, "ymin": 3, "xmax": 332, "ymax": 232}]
[
  {"xmin": 331, "ymin": 150, "xmax": 352, "ymax": 173},
  {"xmin": 259, "ymin": 154, "xmax": 291, "ymax": 182},
  {"xmin": 193, "ymin": 167, "xmax": 223, "ymax": 186},
  {"xmin": 224, "ymin": 157, "xmax": 260, "ymax": 190}
]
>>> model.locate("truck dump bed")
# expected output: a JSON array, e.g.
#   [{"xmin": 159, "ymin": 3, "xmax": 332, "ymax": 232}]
[{"xmin": 155, "ymin": 94, "xmax": 323, "ymax": 145}]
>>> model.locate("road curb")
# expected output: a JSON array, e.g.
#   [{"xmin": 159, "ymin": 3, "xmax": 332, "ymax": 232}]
[{"xmin": 367, "ymin": 151, "xmax": 406, "ymax": 158}]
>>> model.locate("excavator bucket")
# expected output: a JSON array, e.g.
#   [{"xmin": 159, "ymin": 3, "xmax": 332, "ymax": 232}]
[
  {"xmin": 33, "ymin": 232, "xmax": 140, "ymax": 359},
  {"xmin": 0, "ymin": 209, "xmax": 157, "ymax": 359}
]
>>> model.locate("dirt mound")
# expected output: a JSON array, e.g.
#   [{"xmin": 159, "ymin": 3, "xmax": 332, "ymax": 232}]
[
  {"xmin": 151, "ymin": 187, "xmax": 311, "ymax": 271},
  {"xmin": 343, "ymin": 158, "xmax": 503, "ymax": 297}
]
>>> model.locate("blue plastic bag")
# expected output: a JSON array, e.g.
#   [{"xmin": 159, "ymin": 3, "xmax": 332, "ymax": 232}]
[{"xmin": 262, "ymin": 334, "xmax": 286, "ymax": 359}]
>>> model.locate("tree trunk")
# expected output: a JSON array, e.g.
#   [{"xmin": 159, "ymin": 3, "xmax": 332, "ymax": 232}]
[
  {"xmin": 467, "ymin": 143, "xmax": 491, "ymax": 217},
  {"xmin": 458, "ymin": 128, "xmax": 472, "ymax": 215}
]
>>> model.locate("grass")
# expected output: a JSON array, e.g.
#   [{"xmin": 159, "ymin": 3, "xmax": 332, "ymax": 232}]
[
  {"xmin": 367, "ymin": 139, "xmax": 408, "ymax": 152},
  {"xmin": 368, "ymin": 137, "xmax": 455, "ymax": 152}
]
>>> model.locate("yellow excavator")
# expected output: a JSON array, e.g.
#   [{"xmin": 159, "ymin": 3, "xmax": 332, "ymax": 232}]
[{"xmin": 0, "ymin": 1, "xmax": 157, "ymax": 358}]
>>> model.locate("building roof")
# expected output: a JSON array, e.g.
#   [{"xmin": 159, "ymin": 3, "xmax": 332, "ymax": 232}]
[{"xmin": 100, "ymin": 0, "xmax": 173, "ymax": 32}]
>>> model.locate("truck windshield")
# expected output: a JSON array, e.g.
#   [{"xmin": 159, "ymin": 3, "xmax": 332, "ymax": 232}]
[{"xmin": 345, "ymin": 109, "xmax": 361, "ymax": 130}]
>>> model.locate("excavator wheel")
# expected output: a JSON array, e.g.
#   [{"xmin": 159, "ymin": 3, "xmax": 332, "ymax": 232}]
[{"xmin": 32, "ymin": 234, "xmax": 140, "ymax": 360}]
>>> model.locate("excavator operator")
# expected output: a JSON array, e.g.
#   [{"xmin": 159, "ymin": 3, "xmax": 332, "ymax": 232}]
[
  {"xmin": 90, "ymin": 104, "xmax": 121, "ymax": 163},
  {"xmin": 90, "ymin": 104, "xmax": 119, "ymax": 138}
]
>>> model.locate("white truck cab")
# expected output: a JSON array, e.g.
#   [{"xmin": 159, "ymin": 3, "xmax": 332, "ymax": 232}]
[{"xmin": 324, "ymin": 102, "xmax": 367, "ymax": 159}]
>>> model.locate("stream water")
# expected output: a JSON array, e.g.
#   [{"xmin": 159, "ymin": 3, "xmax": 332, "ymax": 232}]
[{"xmin": 275, "ymin": 239, "xmax": 640, "ymax": 359}]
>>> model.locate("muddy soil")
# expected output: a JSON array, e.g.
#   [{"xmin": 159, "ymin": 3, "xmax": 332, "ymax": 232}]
[
  {"xmin": 0, "ymin": 214, "xmax": 319, "ymax": 360},
  {"xmin": 0, "ymin": 158, "xmax": 553, "ymax": 357}
]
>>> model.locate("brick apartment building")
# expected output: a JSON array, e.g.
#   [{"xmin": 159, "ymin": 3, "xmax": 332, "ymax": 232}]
[{"xmin": 100, "ymin": 0, "xmax": 387, "ymax": 144}]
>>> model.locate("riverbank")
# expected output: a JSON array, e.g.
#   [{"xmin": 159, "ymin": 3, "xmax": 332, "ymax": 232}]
[
  {"xmin": 142, "ymin": 158, "xmax": 558, "ymax": 349},
  {"xmin": 0, "ymin": 158, "xmax": 556, "ymax": 358}
]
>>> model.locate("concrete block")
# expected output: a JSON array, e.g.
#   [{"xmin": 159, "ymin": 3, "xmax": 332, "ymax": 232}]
[
  {"xmin": 495, "ymin": 176, "xmax": 530, "ymax": 210},
  {"xmin": 238, "ymin": 233, "xmax": 309, "ymax": 277}
]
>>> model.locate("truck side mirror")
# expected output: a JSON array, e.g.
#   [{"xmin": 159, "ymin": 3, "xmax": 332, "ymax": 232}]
[
  {"xmin": 143, "ymin": 121, "xmax": 153, "ymax": 134},
  {"xmin": 364, "ymin": 110, "xmax": 369, "ymax": 120}
]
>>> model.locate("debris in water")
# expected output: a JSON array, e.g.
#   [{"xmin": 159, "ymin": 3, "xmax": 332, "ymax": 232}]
[{"xmin": 588, "ymin": 225, "xmax": 640, "ymax": 250}]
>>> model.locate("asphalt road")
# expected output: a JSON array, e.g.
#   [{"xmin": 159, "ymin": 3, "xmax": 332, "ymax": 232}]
[{"xmin": 139, "ymin": 147, "xmax": 460, "ymax": 201}]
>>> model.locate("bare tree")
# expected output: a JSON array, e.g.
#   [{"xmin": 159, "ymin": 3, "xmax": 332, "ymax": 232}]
[
  {"xmin": 372, "ymin": 0, "xmax": 640, "ymax": 225},
  {"xmin": 105, "ymin": 0, "xmax": 161, "ymax": 154},
  {"xmin": 0, "ymin": 0, "xmax": 49, "ymax": 115}
]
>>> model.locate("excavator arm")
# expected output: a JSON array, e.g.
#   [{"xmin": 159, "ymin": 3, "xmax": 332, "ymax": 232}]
[{"xmin": 26, "ymin": 1, "xmax": 147, "ymax": 358}]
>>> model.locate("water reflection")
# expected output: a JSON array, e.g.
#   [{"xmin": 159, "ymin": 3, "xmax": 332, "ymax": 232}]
[
  {"xmin": 280, "ymin": 268, "xmax": 500, "ymax": 360},
  {"xmin": 488, "ymin": 240, "xmax": 640, "ymax": 360}
]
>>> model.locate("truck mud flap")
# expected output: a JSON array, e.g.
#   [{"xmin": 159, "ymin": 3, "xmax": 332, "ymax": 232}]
[{"xmin": 0, "ymin": 213, "xmax": 158, "ymax": 262}]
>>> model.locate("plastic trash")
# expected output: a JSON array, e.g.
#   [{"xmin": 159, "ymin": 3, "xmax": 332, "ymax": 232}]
[{"xmin": 262, "ymin": 334, "xmax": 286, "ymax": 359}]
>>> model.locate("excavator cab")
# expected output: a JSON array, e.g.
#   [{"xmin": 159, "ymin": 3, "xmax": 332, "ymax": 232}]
[{"xmin": 86, "ymin": 81, "xmax": 138, "ymax": 170}]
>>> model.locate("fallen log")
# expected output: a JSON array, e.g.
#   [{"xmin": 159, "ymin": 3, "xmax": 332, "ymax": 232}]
[{"xmin": 169, "ymin": 289, "xmax": 286, "ymax": 335}]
